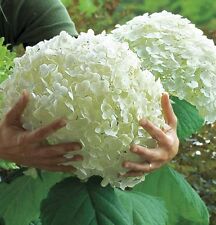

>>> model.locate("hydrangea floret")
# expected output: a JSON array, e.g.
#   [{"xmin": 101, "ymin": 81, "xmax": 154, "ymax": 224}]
[
  {"xmin": 0, "ymin": 31, "xmax": 165, "ymax": 189},
  {"xmin": 111, "ymin": 11, "xmax": 216, "ymax": 122}
]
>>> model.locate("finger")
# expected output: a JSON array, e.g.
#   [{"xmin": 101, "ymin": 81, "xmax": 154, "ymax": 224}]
[
  {"xmin": 122, "ymin": 161, "xmax": 155, "ymax": 173},
  {"xmin": 120, "ymin": 171, "xmax": 144, "ymax": 177},
  {"xmin": 161, "ymin": 92, "xmax": 177, "ymax": 129},
  {"xmin": 39, "ymin": 165, "xmax": 76, "ymax": 173},
  {"xmin": 36, "ymin": 142, "xmax": 82, "ymax": 157},
  {"xmin": 130, "ymin": 144, "xmax": 161, "ymax": 161},
  {"xmin": 123, "ymin": 161, "xmax": 158, "ymax": 173},
  {"xmin": 131, "ymin": 144, "xmax": 174, "ymax": 163},
  {"xmin": 139, "ymin": 118, "xmax": 168, "ymax": 143},
  {"xmin": 39, "ymin": 155, "xmax": 83, "ymax": 166},
  {"xmin": 161, "ymin": 123, "xmax": 172, "ymax": 133},
  {"xmin": 26, "ymin": 118, "xmax": 67, "ymax": 143},
  {"xmin": 121, "ymin": 162, "xmax": 161, "ymax": 177},
  {"xmin": 4, "ymin": 90, "xmax": 29, "ymax": 126}
]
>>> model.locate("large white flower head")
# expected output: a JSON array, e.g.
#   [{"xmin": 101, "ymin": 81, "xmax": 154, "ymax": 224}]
[
  {"xmin": 0, "ymin": 31, "xmax": 165, "ymax": 189},
  {"xmin": 111, "ymin": 10, "xmax": 216, "ymax": 122}
]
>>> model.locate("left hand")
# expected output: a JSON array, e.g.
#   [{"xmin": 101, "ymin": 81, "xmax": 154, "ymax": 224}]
[{"xmin": 122, "ymin": 92, "xmax": 179, "ymax": 177}]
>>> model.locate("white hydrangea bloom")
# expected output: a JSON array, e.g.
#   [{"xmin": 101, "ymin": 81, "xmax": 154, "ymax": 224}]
[
  {"xmin": 111, "ymin": 10, "xmax": 216, "ymax": 122},
  {"xmin": 0, "ymin": 31, "xmax": 165, "ymax": 189}
]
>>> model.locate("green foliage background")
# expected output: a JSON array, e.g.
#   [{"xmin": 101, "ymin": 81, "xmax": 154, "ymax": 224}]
[
  {"xmin": 62, "ymin": 0, "xmax": 216, "ymax": 224},
  {"xmin": 63, "ymin": 0, "xmax": 216, "ymax": 33}
]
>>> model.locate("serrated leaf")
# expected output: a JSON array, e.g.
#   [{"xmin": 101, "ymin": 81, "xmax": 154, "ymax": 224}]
[
  {"xmin": 171, "ymin": 96, "xmax": 204, "ymax": 140},
  {"xmin": 41, "ymin": 176, "xmax": 168, "ymax": 225},
  {"xmin": 133, "ymin": 165, "xmax": 209, "ymax": 225},
  {"xmin": 0, "ymin": 172, "xmax": 64, "ymax": 225}
]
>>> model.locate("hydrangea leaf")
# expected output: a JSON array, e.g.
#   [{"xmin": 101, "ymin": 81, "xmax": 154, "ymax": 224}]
[
  {"xmin": 0, "ymin": 172, "xmax": 64, "ymax": 225},
  {"xmin": 115, "ymin": 189, "xmax": 168, "ymax": 225},
  {"xmin": 41, "ymin": 176, "xmax": 130, "ymax": 225},
  {"xmin": 41, "ymin": 176, "xmax": 168, "ymax": 225},
  {"xmin": 171, "ymin": 96, "xmax": 204, "ymax": 140},
  {"xmin": 133, "ymin": 165, "xmax": 209, "ymax": 225}
]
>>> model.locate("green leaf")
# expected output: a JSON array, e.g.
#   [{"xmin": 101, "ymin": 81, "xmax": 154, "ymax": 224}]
[
  {"xmin": 41, "ymin": 176, "xmax": 168, "ymax": 225},
  {"xmin": 0, "ymin": 172, "xmax": 64, "ymax": 225},
  {"xmin": 171, "ymin": 96, "xmax": 204, "ymax": 140},
  {"xmin": 115, "ymin": 189, "xmax": 168, "ymax": 225},
  {"xmin": 41, "ymin": 176, "xmax": 130, "ymax": 225},
  {"xmin": 133, "ymin": 165, "xmax": 210, "ymax": 225}
]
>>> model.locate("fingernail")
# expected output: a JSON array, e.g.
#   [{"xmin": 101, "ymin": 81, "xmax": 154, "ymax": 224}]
[
  {"xmin": 59, "ymin": 119, "xmax": 67, "ymax": 126},
  {"xmin": 130, "ymin": 145, "xmax": 137, "ymax": 153},
  {"xmin": 162, "ymin": 92, "xmax": 169, "ymax": 97},
  {"xmin": 74, "ymin": 144, "xmax": 82, "ymax": 151},
  {"xmin": 22, "ymin": 89, "xmax": 27, "ymax": 96},
  {"xmin": 118, "ymin": 172, "xmax": 125, "ymax": 177},
  {"xmin": 21, "ymin": 90, "xmax": 27, "ymax": 100},
  {"xmin": 73, "ymin": 155, "xmax": 83, "ymax": 161},
  {"xmin": 64, "ymin": 153, "xmax": 74, "ymax": 159},
  {"xmin": 123, "ymin": 162, "xmax": 130, "ymax": 168},
  {"xmin": 132, "ymin": 147, "xmax": 137, "ymax": 153},
  {"xmin": 139, "ymin": 118, "xmax": 147, "ymax": 126}
]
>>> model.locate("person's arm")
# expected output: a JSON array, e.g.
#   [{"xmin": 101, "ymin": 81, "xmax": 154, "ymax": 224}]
[
  {"xmin": 122, "ymin": 93, "xmax": 179, "ymax": 176},
  {"xmin": 1, "ymin": 0, "xmax": 78, "ymax": 46}
]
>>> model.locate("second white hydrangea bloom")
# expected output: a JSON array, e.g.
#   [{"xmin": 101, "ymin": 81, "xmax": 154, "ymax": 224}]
[{"xmin": 112, "ymin": 11, "xmax": 216, "ymax": 122}]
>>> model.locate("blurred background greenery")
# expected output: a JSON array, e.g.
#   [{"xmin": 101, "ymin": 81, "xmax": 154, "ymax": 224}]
[
  {"xmin": 62, "ymin": 0, "xmax": 216, "ymax": 34},
  {"xmin": 61, "ymin": 0, "xmax": 216, "ymax": 224}
]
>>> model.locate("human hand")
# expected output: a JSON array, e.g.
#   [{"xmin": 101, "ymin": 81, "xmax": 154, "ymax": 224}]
[
  {"xmin": 122, "ymin": 92, "xmax": 179, "ymax": 176},
  {"xmin": 0, "ymin": 90, "xmax": 82, "ymax": 172}
]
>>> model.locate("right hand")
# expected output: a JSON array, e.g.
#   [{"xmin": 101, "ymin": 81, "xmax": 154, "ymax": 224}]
[{"xmin": 0, "ymin": 90, "xmax": 82, "ymax": 172}]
